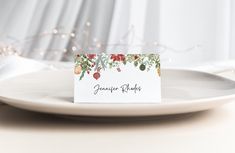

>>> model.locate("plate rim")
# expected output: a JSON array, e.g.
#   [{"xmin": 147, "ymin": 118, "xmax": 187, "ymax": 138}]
[
  {"xmin": 0, "ymin": 68, "xmax": 235, "ymax": 116},
  {"xmin": 0, "ymin": 94, "xmax": 235, "ymax": 116}
]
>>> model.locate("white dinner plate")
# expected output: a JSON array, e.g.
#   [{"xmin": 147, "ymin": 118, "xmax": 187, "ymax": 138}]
[{"xmin": 0, "ymin": 69, "xmax": 235, "ymax": 117}]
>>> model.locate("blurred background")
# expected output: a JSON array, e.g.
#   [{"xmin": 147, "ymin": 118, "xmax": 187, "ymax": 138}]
[{"xmin": 0, "ymin": 0, "xmax": 234, "ymax": 68}]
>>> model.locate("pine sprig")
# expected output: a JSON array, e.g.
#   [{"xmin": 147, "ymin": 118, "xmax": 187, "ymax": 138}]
[{"xmin": 75, "ymin": 54, "xmax": 160, "ymax": 80}]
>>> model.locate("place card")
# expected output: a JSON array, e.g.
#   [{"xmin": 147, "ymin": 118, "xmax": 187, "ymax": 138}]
[{"xmin": 74, "ymin": 54, "xmax": 161, "ymax": 103}]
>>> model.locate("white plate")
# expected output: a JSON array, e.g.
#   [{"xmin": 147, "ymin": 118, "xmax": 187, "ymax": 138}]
[{"xmin": 0, "ymin": 69, "xmax": 235, "ymax": 117}]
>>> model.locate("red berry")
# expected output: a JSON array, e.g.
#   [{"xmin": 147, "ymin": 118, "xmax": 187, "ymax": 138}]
[
  {"xmin": 93, "ymin": 72, "xmax": 100, "ymax": 80},
  {"xmin": 111, "ymin": 54, "xmax": 117, "ymax": 61},
  {"xmin": 111, "ymin": 54, "xmax": 125, "ymax": 61},
  {"xmin": 117, "ymin": 54, "xmax": 125, "ymax": 61},
  {"xmin": 87, "ymin": 54, "xmax": 96, "ymax": 59}
]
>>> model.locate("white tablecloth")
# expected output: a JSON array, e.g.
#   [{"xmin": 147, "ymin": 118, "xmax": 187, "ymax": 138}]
[{"xmin": 0, "ymin": 56, "xmax": 235, "ymax": 153}]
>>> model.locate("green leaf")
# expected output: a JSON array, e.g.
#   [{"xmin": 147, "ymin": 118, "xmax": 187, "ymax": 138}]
[
  {"xmin": 79, "ymin": 70, "xmax": 86, "ymax": 80},
  {"xmin": 134, "ymin": 61, "xmax": 138, "ymax": 67}
]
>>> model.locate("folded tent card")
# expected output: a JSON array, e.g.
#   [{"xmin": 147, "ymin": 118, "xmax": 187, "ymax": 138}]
[{"xmin": 74, "ymin": 52, "xmax": 161, "ymax": 103}]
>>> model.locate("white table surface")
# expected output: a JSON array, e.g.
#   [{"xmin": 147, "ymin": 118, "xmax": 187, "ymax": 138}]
[{"xmin": 0, "ymin": 62, "xmax": 235, "ymax": 153}]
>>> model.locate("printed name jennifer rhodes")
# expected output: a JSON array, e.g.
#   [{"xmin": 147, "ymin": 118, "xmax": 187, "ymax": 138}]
[{"xmin": 93, "ymin": 83, "xmax": 142, "ymax": 95}]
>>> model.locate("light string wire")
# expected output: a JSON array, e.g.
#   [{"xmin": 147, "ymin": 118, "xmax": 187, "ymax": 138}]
[{"xmin": 0, "ymin": 22, "xmax": 202, "ymax": 57}]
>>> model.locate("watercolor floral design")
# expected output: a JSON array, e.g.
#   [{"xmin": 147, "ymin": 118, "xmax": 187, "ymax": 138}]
[{"xmin": 75, "ymin": 54, "xmax": 160, "ymax": 80}]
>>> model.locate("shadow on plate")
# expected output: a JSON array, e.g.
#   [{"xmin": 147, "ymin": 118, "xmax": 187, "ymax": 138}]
[{"xmin": 0, "ymin": 104, "xmax": 228, "ymax": 133}]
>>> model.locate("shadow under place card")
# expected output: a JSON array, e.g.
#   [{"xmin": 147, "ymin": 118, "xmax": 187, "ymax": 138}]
[{"xmin": 74, "ymin": 54, "xmax": 161, "ymax": 103}]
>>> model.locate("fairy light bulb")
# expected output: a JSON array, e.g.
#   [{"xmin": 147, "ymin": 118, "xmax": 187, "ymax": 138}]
[
  {"xmin": 96, "ymin": 43, "xmax": 102, "ymax": 48},
  {"xmin": 39, "ymin": 51, "xmax": 44, "ymax": 56},
  {"xmin": 86, "ymin": 21, "xmax": 91, "ymax": 27},
  {"xmin": 53, "ymin": 28, "xmax": 58, "ymax": 34},
  {"xmin": 61, "ymin": 34, "xmax": 66, "ymax": 38},
  {"xmin": 70, "ymin": 33, "xmax": 76, "ymax": 38},
  {"xmin": 63, "ymin": 49, "xmax": 67, "ymax": 53},
  {"xmin": 72, "ymin": 46, "xmax": 77, "ymax": 51}
]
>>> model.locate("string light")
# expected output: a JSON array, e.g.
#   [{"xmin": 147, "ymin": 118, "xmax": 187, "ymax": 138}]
[
  {"xmin": 0, "ymin": 43, "xmax": 19, "ymax": 56},
  {"xmin": 63, "ymin": 49, "xmax": 67, "ymax": 53},
  {"xmin": 70, "ymin": 32, "xmax": 76, "ymax": 38},
  {"xmin": 86, "ymin": 21, "xmax": 91, "ymax": 27},
  {"xmin": 40, "ymin": 52, "xmax": 44, "ymax": 56},
  {"xmin": 53, "ymin": 28, "xmax": 58, "ymax": 34},
  {"xmin": 60, "ymin": 34, "xmax": 66, "ymax": 38},
  {"xmin": 0, "ymin": 22, "xmax": 202, "ymax": 57},
  {"xmin": 96, "ymin": 43, "xmax": 102, "ymax": 48},
  {"xmin": 71, "ymin": 46, "xmax": 77, "ymax": 51}
]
